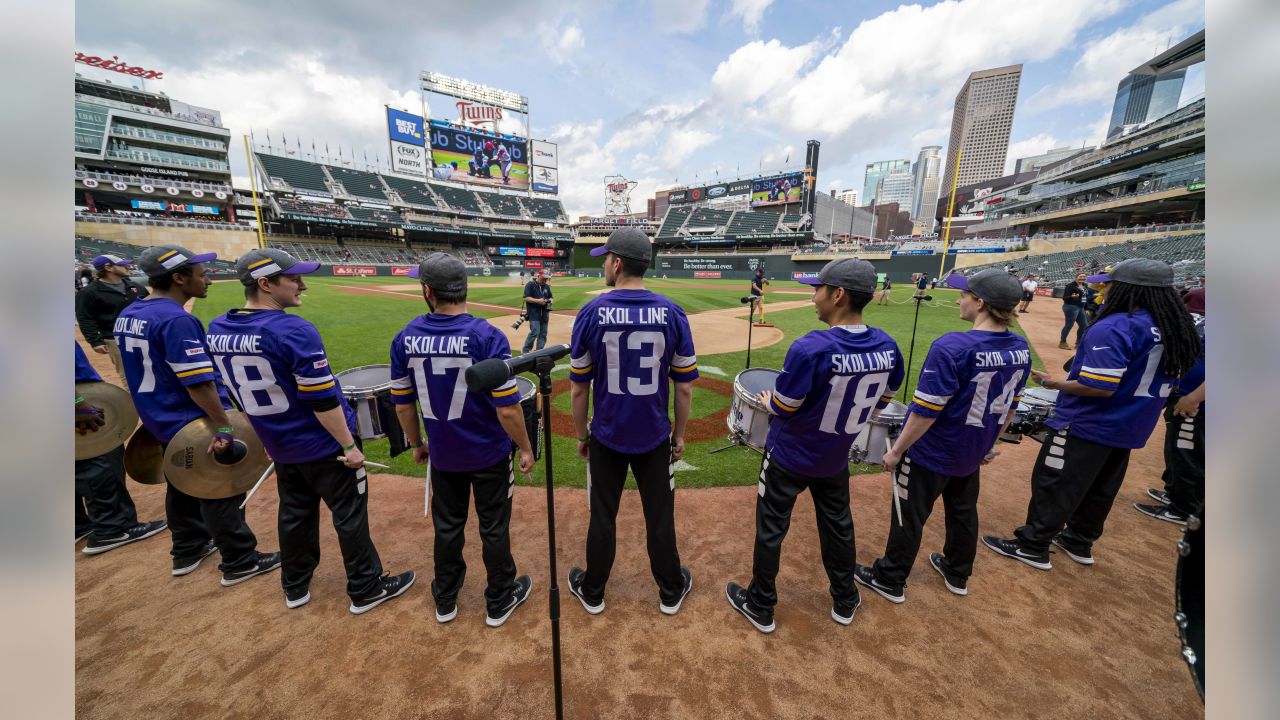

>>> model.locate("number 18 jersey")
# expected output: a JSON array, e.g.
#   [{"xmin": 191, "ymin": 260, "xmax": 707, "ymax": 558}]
[
  {"xmin": 570, "ymin": 289, "xmax": 699, "ymax": 454},
  {"xmin": 908, "ymin": 330, "xmax": 1030, "ymax": 476},
  {"xmin": 765, "ymin": 326, "xmax": 904, "ymax": 477},
  {"xmin": 206, "ymin": 309, "xmax": 356, "ymax": 465}
]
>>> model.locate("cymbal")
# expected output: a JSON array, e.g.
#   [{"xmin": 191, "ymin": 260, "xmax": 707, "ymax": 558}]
[
  {"xmin": 124, "ymin": 425, "xmax": 166, "ymax": 485},
  {"xmin": 75, "ymin": 382, "xmax": 139, "ymax": 461},
  {"xmin": 164, "ymin": 410, "xmax": 270, "ymax": 499}
]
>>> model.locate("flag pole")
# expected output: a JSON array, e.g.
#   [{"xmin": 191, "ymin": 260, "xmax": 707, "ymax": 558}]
[
  {"xmin": 244, "ymin": 134, "xmax": 267, "ymax": 249},
  {"xmin": 939, "ymin": 148, "xmax": 963, "ymax": 281}
]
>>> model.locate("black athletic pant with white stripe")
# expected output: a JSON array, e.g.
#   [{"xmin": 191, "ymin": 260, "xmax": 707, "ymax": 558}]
[
  {"xmin": 748, "ymin": 452, "xmax": 859, "ymax": 611},
  {"xmin": 430, "ymin": 456, "xmax": 519, "ymax": 615},
  {"xmin": 1015, "ymin": 428, "xmax": 1130, "ymax": 553},
  {"xmin": 872, "ymin": 450, "xmax": 980, "ymax": 586},
  {"xmin": 1160, "ymin": 398, "xmax": 1205, "ymax": 517},
  {"xmin": 582, "ymin": 439, "xmax": 683, "ymax": 606},
  {"xmin": 277, "ymin": 457, "xmax": 384, "ymax": 600},
  {"xmin": 75, "ymin": 445, "xmax": 139, "ymax": 539}
]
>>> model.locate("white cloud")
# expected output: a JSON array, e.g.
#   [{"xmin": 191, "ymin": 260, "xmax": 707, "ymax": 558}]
[
  {"xmin": 1003, "ymin": 133, "xmax": 1062, "ymax": 174},
  {"xmin": 728, "ymin": 0, "xmax": 776, "ymax": 34},
  {"xmin": 559, "ymin": 23, "xmax": 585, "ymax": 52},
  {"xmin": 653, "ymin": 0, "xmax": 712, "ymax": 34},
  {"xmin": 711, "ymin": 39, "xmax": 820, "ymax": 105},
  {"xmin": 1027, "ymin": 0, "xmax": 1204, "ymax": 111}
]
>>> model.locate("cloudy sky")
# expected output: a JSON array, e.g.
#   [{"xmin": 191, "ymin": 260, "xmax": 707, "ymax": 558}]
[{"xmin": 75, "ymin": 0, "xmax": 1204, "ymax": 220}]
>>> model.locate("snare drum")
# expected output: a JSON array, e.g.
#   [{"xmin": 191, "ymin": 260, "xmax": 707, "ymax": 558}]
[
  {"xmin": 513, "ymin": 376, "xmax": 542, "ymax": 460},
  {"xmin": 335, "ymin": 364, "xmax": 395, "ymax": 440},
  {"xmin": 851, "ymin": 401, "xmax": 908, "ymax": 464},
  {"xmin": 728, "ymin": 369, "xmax": 779, "ymax": 450}
]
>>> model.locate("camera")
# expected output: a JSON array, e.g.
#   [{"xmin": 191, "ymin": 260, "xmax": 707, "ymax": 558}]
[{"xmin": 512, "ymin": 312, "xmax": 528, "ymax": 329}]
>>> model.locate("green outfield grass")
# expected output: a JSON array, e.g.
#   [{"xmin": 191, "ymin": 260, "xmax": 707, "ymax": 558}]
[{"xmin": 190, "ymin": 276, "xmax": 1042, "ymax": 489}]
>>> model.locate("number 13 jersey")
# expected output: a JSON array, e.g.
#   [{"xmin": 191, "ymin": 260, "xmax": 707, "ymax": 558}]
[{"xmin": 570, "ymin": 289, "xmax": 699, "ymax": 454}]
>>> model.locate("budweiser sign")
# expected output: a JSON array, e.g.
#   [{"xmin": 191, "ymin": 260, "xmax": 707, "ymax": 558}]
[
  {"xmin": 456, "ymin": 101, "xmax": 503, "ymax": 128},
  {"xmin": 75, "ymin": 52, "xmax": 163, "ymax": 80}
]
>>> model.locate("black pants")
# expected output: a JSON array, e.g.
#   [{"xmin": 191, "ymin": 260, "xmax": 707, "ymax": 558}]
[
  {"xmin": 430, "ymin": 456, "xmax": 519, "ymax": 614},
  {"xmin": 1161, "ymin": 399, "xmax": 1205, "ymax": 516},
  {"xmin": 75, "ymin": 445, "xmax": 139, "ymax": 539},
  {"xmin": 1015, "ymin": 428, "xmax": 1131, "ymax": 553},
  {"xmin": 872, "ymin": 451, "xmax": 980, "ymax": 585},
  {"xmin": 164, "ymin": 476, "xmax": 259, "ymax": 572},
  {"xmin": 277, "ymin": 457, "xmax": 383, "ymax": 599},
  {"xmin": 583, "ymin": 439, "xmax": 683, "ymax": 605},
  {"xmin": 747, "ymin": 453, "xmax": 858, "ymax": 611}
]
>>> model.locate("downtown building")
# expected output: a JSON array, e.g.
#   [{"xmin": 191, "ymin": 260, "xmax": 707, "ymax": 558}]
[
  {"xmin": 875, "ymin": 168, "xmax": 914, "ymax": 209},
  {"xmin": 1106, "ymin": 29, "xmax": 1203, "ymax": 140},
  {"xmin": 862, "ymin": 159, "xmax": 910, "ymax": 206},
  {"xmin": 911, "ymin": 145, "xmax": 942, "ymax": 223},
  {"xmin": 940, "ymin": 65, "xmax": 1022, "ymax": 196}
]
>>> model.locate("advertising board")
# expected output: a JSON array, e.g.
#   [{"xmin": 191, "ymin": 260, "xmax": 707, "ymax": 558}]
[
  {"xmin": 390, "ymin": 140, "xmax": 428, "ymax": 178},
  {"xmin": 526, "ymin": 247, "xmax": 556, "ymax": 258},
  {"xmin": 386, "ymin": 108, "xmax": 426, "ymax": 146},
  {"xmin": 692, "ymin": 271, "xmax": 722, "ymax": 279},
  {"xmin": 530, "ymin": 140, "xmax": 558, "ymax": 168},
  {"xmin": 532, "ymin": 166, "xmax": 559, "ymax": 195},
  {"xmin": 665, "ymin": 179, "xmax": 752, "ymax": 205},
  {"xmin": 524, "ymin": 260, "xmax": 543, "ymax": 268},
  {"xmin": 332, "ymin": 266, "xmax": 377, "ymax": 276},
  {"xmin": 751, "ymin": 172, "xmax": 804, "ymax": 207},
  {"xmin": 391, "ymin": 267, "xmax": 414, "ymax": 276},
  {"xmin": 498, "ymin": 246, "xmax": 526, "ymax": 256},
  {"xmin": 428, "ymin": 120, "xmax": 528, "ymax": 190}
]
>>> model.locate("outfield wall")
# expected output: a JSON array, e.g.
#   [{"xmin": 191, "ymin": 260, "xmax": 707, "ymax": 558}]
[
  {"xmin": 76, "ymin": 221, "xmax": 261, "ymax": 259},
  {"xmin": 645, "ymin": 253, "xmax": 958, "ymax": 282}
]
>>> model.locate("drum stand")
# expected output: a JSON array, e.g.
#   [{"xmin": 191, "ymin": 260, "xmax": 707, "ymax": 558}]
[
  {"xmin": 745, "ymin": 296, "xmax": 758, "ymax": 369},
  {"xmin": 530, "ymin": 355, "xmax": 565, "ymax": 720},
  {"xmin": 898, "ymin": 293, "xmax": 931, "ymax": 403}
]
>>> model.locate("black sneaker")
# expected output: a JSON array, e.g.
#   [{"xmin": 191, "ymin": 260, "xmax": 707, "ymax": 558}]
[
  {"xmin": 1134, "ymin": 502, "xmax": 1189, "ymax": 526},
  {"xmin": 831, "ymin": 589, "xmax": 861, "ymax": 626},
  {"xmin": 486, "ymin": 575, "xmax": 532, "ymax": 628},
  {"xmin": 285, "ymin": 586, "xmax": 311, "ymax": 609},
  {"xmin": 853, "ymin": 564, "xmax": 905, "ymax": 603},
  {"xmin": 982, "ymin": 535, "xmax": 1052, "ymax": 570},
  {"xmin": 659, "ymin": 566, "xmax": 693, "ymax": 616},
  {"xmin": 350, "ymin": 571, "xmax": 416, "ymax": 615},
  {"xmin": 76, "ymin": 529, "xmax": 92, "ymax": 544},
  {"xmin": 1050, "ymin": 532, "xmax": 1095, "ymax": 565},
  {"xmin": 172, "ymin": 541, "xmax": 218, "ymax": 576},
  {"xmin": 435, "ymin": 599, "xmax": 458, "ymax": 624},
  {"xmin": 221, "ymin": 551, "xmax": 283, "ymax": 587},
  {"xmin": 1146, "ymin": 487, "xmax": 1171, "ymax": 505},
  {"xmin": 929, "ymin": 553, "xmax": 968, "ymax": 595},
  {"xmin": 567, "ymin": 566, "xmax": 604, "ymax": 615},
  {"xmin": 725, "ymin": 582, "xmax": 775, "ymax": 633},
  {"xmin": 82, "ymin": 520, "xmax": 168, "ymax": 555}
]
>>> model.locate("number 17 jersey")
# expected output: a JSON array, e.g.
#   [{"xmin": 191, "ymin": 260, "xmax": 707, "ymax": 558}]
[{"xmin": 570, "ymin": 289, "xmax": 699, "ymax": 454}]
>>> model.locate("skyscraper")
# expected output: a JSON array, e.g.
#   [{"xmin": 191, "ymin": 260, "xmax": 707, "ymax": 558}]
[
  {"xmin": 835, "ymin": 189, "xmax": 858, "ymax": 207},
  {"xmin": 941, "ymin": 65, "xmax": 1022, "ymax": 195},
  {"xmin": 875, "ymin": 168, "xmax": 914, "ymax": 209},
  {"xmin": 862, "ymin": 159, "xmax": 910, "ymax": 206},
  {"xmin": 910, "ymin": 145, "xmax": 942, "ymax": 220},
  {"xmin": 1104, "ymin": 30, "xmax": 1204, "ymax": 140}
]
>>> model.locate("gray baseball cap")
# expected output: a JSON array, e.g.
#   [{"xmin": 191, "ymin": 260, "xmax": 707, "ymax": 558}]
[
  {"xmin": 1085, "ymin": 258, "xmax": 1174, "ymax": 287},
  {"xmin": 946, "ymin": 268, "xmax": 1023, "ymax": 310},
  {"xmin": 137, "ymin": 244, "xmax": 217, "ymax": 277},
  {"xmin": 590, "ymin": 227, "xmax": 652, "ymax": 263},
  {"xmin": 235, "ymin": 248, "xmax": 320, "ymax": 285},
  {"xmin": 798, "ymin": 258, "xmax": 878, "ymax": 294},
  {"xmin": 409, "ymin": 252, "xmax": 468, "ymax": 292}
]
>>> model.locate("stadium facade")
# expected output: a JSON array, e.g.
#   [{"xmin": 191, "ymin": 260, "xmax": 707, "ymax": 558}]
[{"xmin": 1107, "ymin": 30, "xmax": 1203, "ymax": 140}]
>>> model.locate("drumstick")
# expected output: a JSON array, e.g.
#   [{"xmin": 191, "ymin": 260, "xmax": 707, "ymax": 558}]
[
  {"xmin": 887, "ymin": 438, "xmax": 904, "ymax": 527},
  {"xmin": 424, "ymin": 464, "xmax": 432, "ymax": 518},
  {"xmin": 239, "ymin": 462, "xmax": 276, "ymax": 510},
  {"xmin": 337, "ymin": 457, "xmax": 390, "ymax": 469}
]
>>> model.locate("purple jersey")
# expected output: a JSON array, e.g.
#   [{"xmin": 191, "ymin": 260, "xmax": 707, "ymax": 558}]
[
  {"xmin": 765, "ymin": 326, "xmax": 904, "ymax": 477},
  {"xmin": 75, "ymin": 342, "xmax": 102, "ymax": 383},
  {"xmin": 206, "ymin": 309, "xmax": 356, "ymax": 465},
  {"xmin": 1048, "ymin": 309, "xmax": 1175, "ymax": 448},
  {"xmin": 1177, "ymin": 318, "xmax": 1205, "ymax": 403},
  {"xmin": 908, "ymin": 330, "xmax": 1031, "ymax": 476},
  {"xmin": 390, "ymin": 313, "xmax": 521, "ymax": 472},
  {"xmin": 114, "ymin": 297, "xmax": 231, "ymax": 443},
  {"xmin": 569, "ymin": 289, "xmax": 698, "ymax": 454}
]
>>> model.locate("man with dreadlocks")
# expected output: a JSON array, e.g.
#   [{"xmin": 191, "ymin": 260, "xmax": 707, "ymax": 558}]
[{"xmin": 983, "ymin": 258, "xmax": 1201, "ymax": 569}]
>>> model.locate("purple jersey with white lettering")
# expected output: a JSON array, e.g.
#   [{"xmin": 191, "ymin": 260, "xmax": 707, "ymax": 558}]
[
  {"xmin": 113, "ymin": 297, "xmax": 231, "ymax": 443},
  {"xmin": 765, "ymin": 326, "xmax": 904, "ymax": 477},
  {"xmin": 908, "ymin": 330, "xmax": 1031, "ymax": 476},
  {"xmin": 206, "ymin": 309, "xmax": 356, "ymax": 465},
  {"xmin": 76, "ymin": 342, "xmax": 102, "ymax": 383},
  {"xmin": 389, "ymin": 313, "xmax": 522, "ymax": 472},
  {"xmin": 1177, "ymin": 317, "xmax": 1205, "ymax": 404},
  {"xmin": 1048, "ymin": 309, "xmax": 1174, "ymax": 448},
  {"xmin": 569, "ymin": 289, "xmax": 698, "ymax": 454}
]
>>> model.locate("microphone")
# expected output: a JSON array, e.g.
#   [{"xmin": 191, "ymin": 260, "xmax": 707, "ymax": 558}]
[
  {"xmin": 740, "ymin": 296, "xmax": 759, "ymax": 303},
  {"xmin": 465, "ymin": 344, "xmax": 571, "ymax": 392}
]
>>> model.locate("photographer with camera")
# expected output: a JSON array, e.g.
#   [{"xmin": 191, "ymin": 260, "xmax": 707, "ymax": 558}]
[{"xmin": 519, "ymin": 269, "xmax": 553, "ymax": 353}]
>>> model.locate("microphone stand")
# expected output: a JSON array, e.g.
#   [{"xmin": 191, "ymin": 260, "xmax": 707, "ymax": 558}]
[
  {"xmin": 531, "ymin": 353, "xmax": 565, "ymax": 720},
  {"xmin": 745, "ymin": 296, "xmax": 757, "ymax": 370},
  {"xmin": 898, "ymin": 294, "xmax": 930, "ymax": 403}
]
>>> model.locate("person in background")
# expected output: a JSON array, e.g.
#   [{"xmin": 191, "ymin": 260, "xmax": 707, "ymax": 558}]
[
  {"xmin": 877, "ymin": 276, "xmax": 893, "ymax": 305},
  {"xmin": 1059, "ymin": 273, "xmax": 1089, "ymax": 349},
  {"xmin": 1018, "ymin": 274, "xmax": 1038, "ymax": 313},
  {"xmin": 76, "ymin": 254, "xmax": 149, "ymax": 379},
  {"xmin": 521, "ymin": 269, "xmax": 553, "ymax": 353}
]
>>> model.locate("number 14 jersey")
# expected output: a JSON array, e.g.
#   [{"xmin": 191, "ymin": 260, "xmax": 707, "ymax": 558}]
[{"xmin": 570, "ymin": 289, "xmax": 699, "ymax": 454}]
